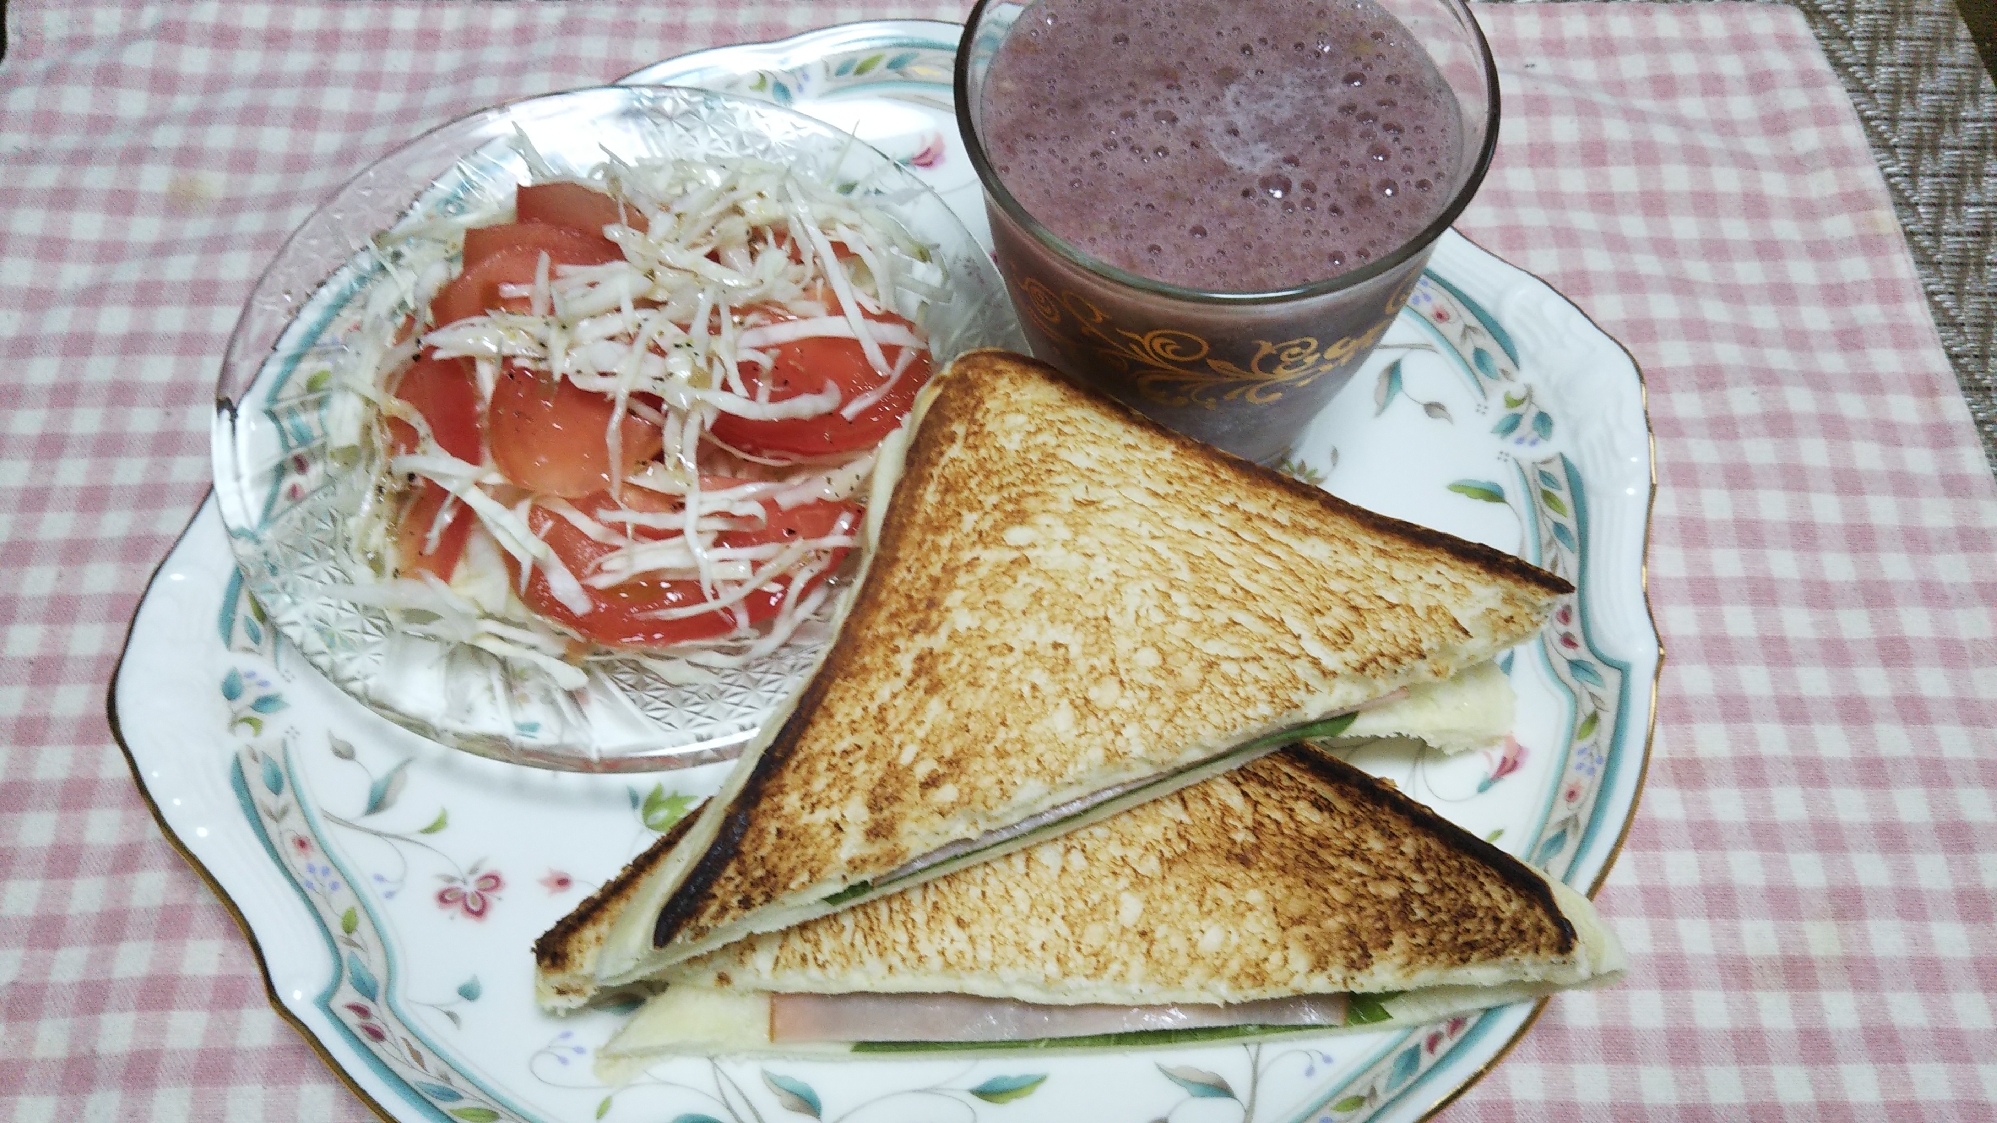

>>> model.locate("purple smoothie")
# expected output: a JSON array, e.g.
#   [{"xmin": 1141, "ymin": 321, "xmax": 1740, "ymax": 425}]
[{"xmin": 980, "ymin": 0, "xmax": 1464, "ymax": 293}]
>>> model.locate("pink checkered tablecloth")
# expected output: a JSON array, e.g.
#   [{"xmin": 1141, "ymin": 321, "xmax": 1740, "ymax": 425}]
[{"xmin": 3, "ymin": 0, "xmax": 1994, "ymax": 1119}]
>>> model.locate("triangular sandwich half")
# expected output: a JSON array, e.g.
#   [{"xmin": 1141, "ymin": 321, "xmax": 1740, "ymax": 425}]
[
  {"xmin": 565, "ymin": 350, "xmax": 1572, "ymax": 1001},
  {"xmin": 562, "ymin": 744, "xmax": 1620, "ymax": 1062},
  {"xmin": 536, "ymin": 694, "xmax": 1536, "ymax": 1013}
]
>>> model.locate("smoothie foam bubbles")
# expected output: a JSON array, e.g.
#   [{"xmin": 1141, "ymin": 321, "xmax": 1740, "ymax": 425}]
[{"xmin": 980, "ymin": 0, "xmax": 1464, "ymax": 294}]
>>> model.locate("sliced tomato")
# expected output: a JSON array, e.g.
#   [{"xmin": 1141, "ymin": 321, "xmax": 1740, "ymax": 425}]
[
  {"xmin": 431, "ymin": 230, "xmax": 623, "ymax": 328},
  {"xmin": 723, "ymin": 498, "xmax": 862, "ymax": 552},
  {"xmin": 581, "ymin": 486, "xmax": 859, "ymax": 549},
  {"xmin": 510, "ymin": 497, "xmax": 860, "ymax": 650},
  {"xmin": 511, "ymin": 506, "xmax": 733, "ymax": 647},
  {"xmin": 708, "ymin": 318, "xmax": 932, "ymax": 458},
  {"xmin": 393, "ymin": 480, "xmax": 475, "ymax": 582},
  {"xmin": 486, "ymin": 364, "xmax": 664, "ymax": 498},
  {"xmin": 516, "ymin": 182, "xmax": 646, "ymax": 236},
  {"xmin": 461, "ymin": 222, "xmax": 620, "ymax": 271},
  {"xmin": 385, "ymin": 355, "xmax": 481, "ymax": 462},
  {"xmin": 568, "ymin": 478, "xmax": 755, "ymax": 543}
]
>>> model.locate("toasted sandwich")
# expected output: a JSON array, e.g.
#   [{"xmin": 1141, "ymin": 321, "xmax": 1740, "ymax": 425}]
[
  {"xmin": 547, "ymin": 745, "xmax": 1621, "ymax": 1062},
  {"xmin": 537, "ymin": 691, "xmax": 1531, "ymax": 1013},
  {"xmin": 560, "ymin": 350, "xmax": 1572, "ymax": 1002}
]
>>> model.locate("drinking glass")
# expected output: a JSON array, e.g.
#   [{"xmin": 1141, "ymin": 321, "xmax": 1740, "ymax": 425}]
[{"xmin": 955, "ymin": 0, "xmax": 1499, "ymax": 464}]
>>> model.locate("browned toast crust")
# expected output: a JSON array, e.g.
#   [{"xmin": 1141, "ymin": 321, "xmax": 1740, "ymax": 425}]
[
  {"xmin": 650, "ymin": 672, "xmax": 831, "ymax": 948},
  {"xmin": 653, "ymin": 350, "xmax": 1570, "ymax": 954},
  {"xmin": 675, "ymin": 745, "xmax": 1578, "ymax": 1000},
  {"xmin": 535, "ymin": 813, "xmax": 699, "ymax": 989},
  {"xmin": 1275, "ymin": 746, "xmax": 1576, "ymax": 960},
  {"xmin": 950, "ymin": 351, "xmax": 1571, "ymax": 601}
]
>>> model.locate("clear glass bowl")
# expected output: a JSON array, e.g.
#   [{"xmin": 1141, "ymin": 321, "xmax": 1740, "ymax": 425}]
[{"xmin": 212, "ymin": 86, "xmax": 1024, "ymax": 772}]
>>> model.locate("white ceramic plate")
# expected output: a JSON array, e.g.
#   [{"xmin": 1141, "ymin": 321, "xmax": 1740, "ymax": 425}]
[{"xmin": 114, "ymin": 21, "xmax": 1658, "ymax": 1123}]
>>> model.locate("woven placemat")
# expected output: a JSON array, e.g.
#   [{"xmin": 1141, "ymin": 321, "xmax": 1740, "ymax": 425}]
[{"xmin": 1795, "ymin": 0, "xmax": 1997, "ymax": 468}]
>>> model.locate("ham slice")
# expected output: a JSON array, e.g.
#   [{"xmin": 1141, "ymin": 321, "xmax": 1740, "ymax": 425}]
[{"xmin": 769, "ymin": 991, "xmax": 1352, "ymax": 1044}]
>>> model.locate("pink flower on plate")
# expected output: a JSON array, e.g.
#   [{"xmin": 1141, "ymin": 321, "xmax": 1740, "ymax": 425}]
[
  {"xmin": 539, "ymin": 870, "xmax": 575, "ymax": 895},
  {"xmin": 287, "ymin": 833, "xmax": 313, "ymax": 857},
  {"xmin": 436, "ymin": 868, "xmax": 504, "ymax": 920},
  {"xmin": 905, "ymin": 131, "xmax": 947, "ymax": 169},
  {"xmin": 1486, "ymin": 736, "xmax": 1526, "ymax": 783}
]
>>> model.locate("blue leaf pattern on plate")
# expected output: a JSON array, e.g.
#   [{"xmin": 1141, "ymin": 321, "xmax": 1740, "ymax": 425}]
[
  {"xmin": 762, "ymin": 1071, "xmax": 822, "ymax": 1117},
  {"xmin": 364, "ymin": 760, "xmax": 410, "ymax": 816},
  {"xmin": 1158, "ymin": 1064, "xmax": 1236, "ymax": 1099},
  {"xmin": 347, "ymin": 953, "xmax": 380, "ymax": 1002},
  {"xmin": 969, "ymin": 1074, "xmax": 1048, "ymax": 1103},
  {"xmin": 1447, "ymin": 479, "xmax": 1507, "ymax": 503},
  {"xmin": 1534, "ymin": 827, "xmax": 1571, "ymax": 868},
  {"xmin": 1386, "ymin": 1045, "xmax": 1423, "ymax": 1091}
]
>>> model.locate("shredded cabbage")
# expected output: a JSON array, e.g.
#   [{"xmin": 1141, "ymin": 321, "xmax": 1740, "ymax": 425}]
[{"xmin": 346, "ymin": 155, "xmax": 934, "ymax": 672}]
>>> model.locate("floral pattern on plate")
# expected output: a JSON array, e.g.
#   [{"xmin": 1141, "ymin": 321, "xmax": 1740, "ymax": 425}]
[{"xmin": 114, "ymin": 22, "xmax": 1657, "ymax": 1123}]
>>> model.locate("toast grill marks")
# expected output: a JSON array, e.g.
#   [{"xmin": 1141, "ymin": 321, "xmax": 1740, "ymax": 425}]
[
  {"xmin": 671, "ymin": 747, "xmax": 1578, "ymax": 1004},
  {"xmin": 653, "ymin": 351, "xmax": 1572, "ymax": 956}
]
